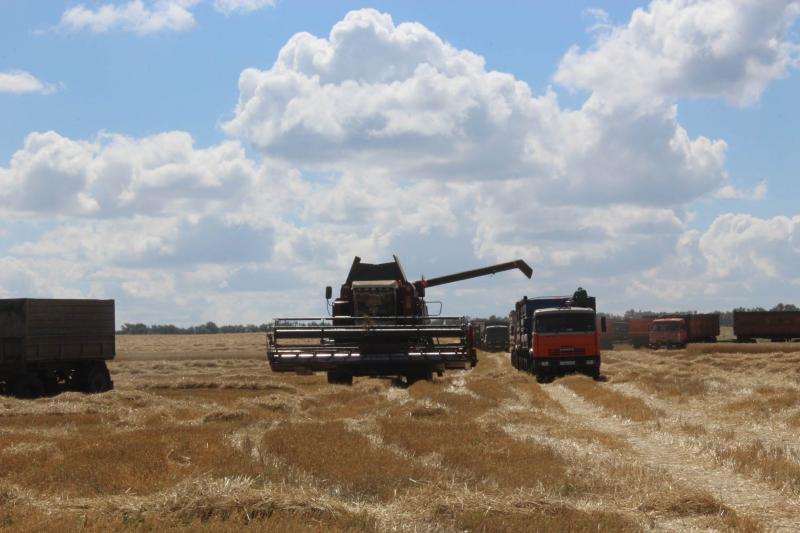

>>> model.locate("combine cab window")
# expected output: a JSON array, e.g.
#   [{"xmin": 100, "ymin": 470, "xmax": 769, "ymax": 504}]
[
  {"xmin": 353, "ymin": 288, "xmax": 396, "ymax": 317},
  {"xmin": 535, "ymin": 313, "xmax": 595, "ymax": 333}
]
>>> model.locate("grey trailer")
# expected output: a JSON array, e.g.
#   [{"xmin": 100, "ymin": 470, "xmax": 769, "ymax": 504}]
[{"xmin": 0, "ymin": 299, "xmax": 115, "ymax": 398}]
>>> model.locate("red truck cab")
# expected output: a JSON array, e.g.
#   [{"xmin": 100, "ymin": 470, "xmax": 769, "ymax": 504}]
[
  {"xmin": 649, "ymin": 318, "xmax": 687, "ymax": 348},
  {"xmin": 647, "ymin": 314, "xmax": 719, "ymax": 349}
]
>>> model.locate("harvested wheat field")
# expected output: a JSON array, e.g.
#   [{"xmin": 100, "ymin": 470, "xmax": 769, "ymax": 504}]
[{"xmin": 2, "ymin": 335, "xmax": 800, "ymax": 532}]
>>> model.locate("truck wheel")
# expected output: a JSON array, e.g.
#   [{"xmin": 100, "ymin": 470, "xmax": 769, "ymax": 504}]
[
  {"xmin": 326, "ymin": 371, "xmax": 353, "ymax": 386},
  {"xmin": 12, "ymin": 374, "xmax": 45, "ymax": 399},
  {"xmin": 82, "ymin": 363, "xmax": 113, "ymax": 393}
]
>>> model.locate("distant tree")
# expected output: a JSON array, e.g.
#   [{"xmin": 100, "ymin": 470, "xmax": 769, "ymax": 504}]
[
  {"xmin": 120, "ymin": 323, "xmax": 148, "ymax": 335},
  {"xmin": 771, "ymin": 303, "xmax": 799, "ymax": 312}
]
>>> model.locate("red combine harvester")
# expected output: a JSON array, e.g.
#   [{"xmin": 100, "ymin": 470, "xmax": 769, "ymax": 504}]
[{"xmin": 267, "ymin": 256, "xmax": 532, "ymax": 384}]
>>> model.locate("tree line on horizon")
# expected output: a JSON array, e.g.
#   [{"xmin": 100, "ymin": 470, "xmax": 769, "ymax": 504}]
[
  {"xmin": 118, "ymin": 322, "xmax": 273, "ymax": 335},
  {"xmin": 470, "ymin": 303, "xmax": 799, "ymax": 328},
  {"xmin": 119, "ymin": 303, "xmax": 797, "ymax": 334},
  {"xmin": 614, "ymin": 303, "xmax": 798, "ymax": 327}
]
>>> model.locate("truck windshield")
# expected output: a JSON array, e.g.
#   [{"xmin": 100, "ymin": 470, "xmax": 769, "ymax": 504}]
[
  {"xmin": 485, "ymin": 326, "xmax": 508, "ymax": 341},
  {"xmin": 535, "ymin": 313, "xmax": 595, "ymax": 333},
  {"xmin": 652, "ymin": 322, "xmax": 681, "ymax": 332},
  {"xmin": 353, "ymin": 289, "xmax": 396, "ymax": 316}
]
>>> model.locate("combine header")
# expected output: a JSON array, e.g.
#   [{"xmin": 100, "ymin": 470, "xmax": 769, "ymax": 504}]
[{"xmin": 268, "ymin": 256, "xmax": 532, "ymax": 384}]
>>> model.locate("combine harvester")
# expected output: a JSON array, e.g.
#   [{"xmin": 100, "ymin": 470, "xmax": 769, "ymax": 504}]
[{"xmin": 268, "ymin": 256, "xmax": 532, "ymax": 384}]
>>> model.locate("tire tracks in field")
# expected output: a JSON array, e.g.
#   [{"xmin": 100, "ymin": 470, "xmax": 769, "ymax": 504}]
[
  {"xmin": 613, "ymin": 381, "xmax": 800, "ymax": 457},
  {"xmin": 544, "ymin": 383, "xmax": 800, "ymax": 532}
]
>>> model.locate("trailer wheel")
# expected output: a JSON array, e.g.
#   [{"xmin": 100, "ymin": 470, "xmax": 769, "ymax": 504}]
[
  {"xmin": 39, "ymin": 372, "xmax": 61, "ymax": 396},
  {"xmin": 81, "ymin": 362, "xmax": 113, "ymax": 393},
  {"xmin": 326, "ymin": 371, "xmax": 353, "ymax": 386},
  {"xmin": 12, "ymin": 374, "xmax": 45, "ymax": 399}
]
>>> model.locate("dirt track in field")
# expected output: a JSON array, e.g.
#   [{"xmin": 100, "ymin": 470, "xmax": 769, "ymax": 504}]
[{"xmin": 1, "ymin": 333, "xmax": 800, "ymax": 532}]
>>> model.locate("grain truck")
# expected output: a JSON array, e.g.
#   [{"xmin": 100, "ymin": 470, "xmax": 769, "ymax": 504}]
[
  {"xmin": 509, "ymin": 288, "xmax": 605, "ymax": 382},
  {"xmin": 471, "ymin": 320, "xmax": 510, "ymax": 352},
  {"xmin": 0, "ymin": 299, "xmax": 115, "ymax": 398},
  {"xmin": 627, "ymin": 317, "xmax": 655, "ymax": 348},
  {"xmin": 268, "ymin": 256, "xmax": 532, "ymax": 384},
  {"xmin": 733, "ymin": 311, "xmax": 800, "ymax": 342},
  {"xmin": 648, "ymin": 314, "xmax": 719, "ymax": 348}
]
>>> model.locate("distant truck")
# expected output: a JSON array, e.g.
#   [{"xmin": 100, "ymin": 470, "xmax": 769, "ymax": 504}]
[
  {"xmin": 598, "ymin": 318, "xmax": 628, "ymax": 350},
  {"xmin": 733, "ymin": 311, "xmax": 800, "ymax": 342},
  {"xmin": 0, "ymin": 299, "xmax": 115, "ymax": 398},
  {"xmin": 648, "ymin": 314, "xmax": 719, "ymax": 348},
  {"xmin": 471, "ymin": 321, "xmax": 509, "ymax": 352},
  {"xmin": 627, "ymin": 317, "xmax": 655, "ymax": 348},
  {"xmin": 509, "ymin": 288, "xmax": 605, "ymax": 382}
]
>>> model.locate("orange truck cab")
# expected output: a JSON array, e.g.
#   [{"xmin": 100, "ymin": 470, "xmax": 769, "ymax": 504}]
[
  {"xmin": 510, "ymin": 288, "xmax": 605, "ymax": 382},
  {"xmin": 648, "ymin": 318, "xmax": 687, "ymax": 348},
  {"xmin": 648, "ymin": 313, "xmax": 720, "ymax": 349}
]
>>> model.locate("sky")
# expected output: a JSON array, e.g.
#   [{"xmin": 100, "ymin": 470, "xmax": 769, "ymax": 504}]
[{"xmin": 0, "ymin": 0, "xmax": 798, "ymax": 326}]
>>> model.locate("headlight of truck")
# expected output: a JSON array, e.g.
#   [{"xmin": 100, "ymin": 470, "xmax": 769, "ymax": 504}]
[
  {"xmin": 540, "ymin": 361, "xmax": 549, "ymax": 367},
  {"xmin": 586, "ymin": 360, "xmax": 594, "ymax": 365}
]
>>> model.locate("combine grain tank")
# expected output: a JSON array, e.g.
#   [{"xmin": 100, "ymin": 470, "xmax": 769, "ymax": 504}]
[
  {"xmin": 734, "ymin": 311, "xmax": 800, "ymax": 342},
  {"xmin": 267, "ymin": 256, "xmax": 532, "ymax": 384},
  {"xmin": 648, "ymin": 314, "xmax": 719, "ymax": 348},
  {"xmin": 0, "ymin": 299, "xmax": 115, "ymax": 398},
  {"xmin": 510, "ymin": 288, "xmax": 606, "ymax": 382}
]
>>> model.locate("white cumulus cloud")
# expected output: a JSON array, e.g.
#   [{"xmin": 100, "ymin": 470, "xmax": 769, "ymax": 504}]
[
  {"xmin": 0, "ymin": 130, "xmax": 262, "ymax": 217},
  {"xmin": 3, "ymin": 4, "xmax": 798, "ymax": 321},
  {"xmin": 555, "ymin": 0, "xmax": 800, "ymax": 107},
  {"xmin": 58, "ymin": 0, "xmax": 200, "ymax": 35},
  {"xmin": 700, "ymin": 213, "xmax": 800, "ymax": 279},
  {"xmin": 0, "ymin": 70, "xmax": 59, "ymax": 94},
  {"xmin": 57, "ymin": 0, "xmax": 277, "ymax": 34},
  {"xmin": 224, "ymin": 8, "xmax": 731, "ymax": 209}
]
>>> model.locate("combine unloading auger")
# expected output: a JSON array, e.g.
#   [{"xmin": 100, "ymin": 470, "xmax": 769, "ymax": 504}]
[{"xmin": 267, "ymin": 256, "xmax": 532, "ymax": 384}]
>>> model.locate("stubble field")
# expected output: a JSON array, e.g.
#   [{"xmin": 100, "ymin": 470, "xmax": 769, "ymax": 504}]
[{"xmin": 1, "ymin": 334, "xmax": 800, "ymax": 532}]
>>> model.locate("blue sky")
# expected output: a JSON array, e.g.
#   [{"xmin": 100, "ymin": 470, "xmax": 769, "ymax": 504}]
[{"xmin": 0, "ymin": 0, "xmax": 798, "ymax": 324}]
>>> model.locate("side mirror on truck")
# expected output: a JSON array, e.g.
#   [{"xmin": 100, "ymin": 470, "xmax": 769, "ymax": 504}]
[{"xmin": 325, "ymin": 286, "xmax": 333, "ymax": 300}]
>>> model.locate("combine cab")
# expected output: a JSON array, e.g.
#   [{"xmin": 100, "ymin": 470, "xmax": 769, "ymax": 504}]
[{"xmin": 268, "ymin": 256, "xmax": 532, "ymax": 384}]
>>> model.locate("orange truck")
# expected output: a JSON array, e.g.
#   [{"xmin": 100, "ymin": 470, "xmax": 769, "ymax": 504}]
[
  {"xmin": 627, "ymin": 317, "xmax": 655, "ymax": 348},
  {"xmin": 509, "ymin": 288, "xmax": 605, "ymax": 382},
  {"xmin": 648, "ymin": 314, "xmax": 719, "ymax": 348}
]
